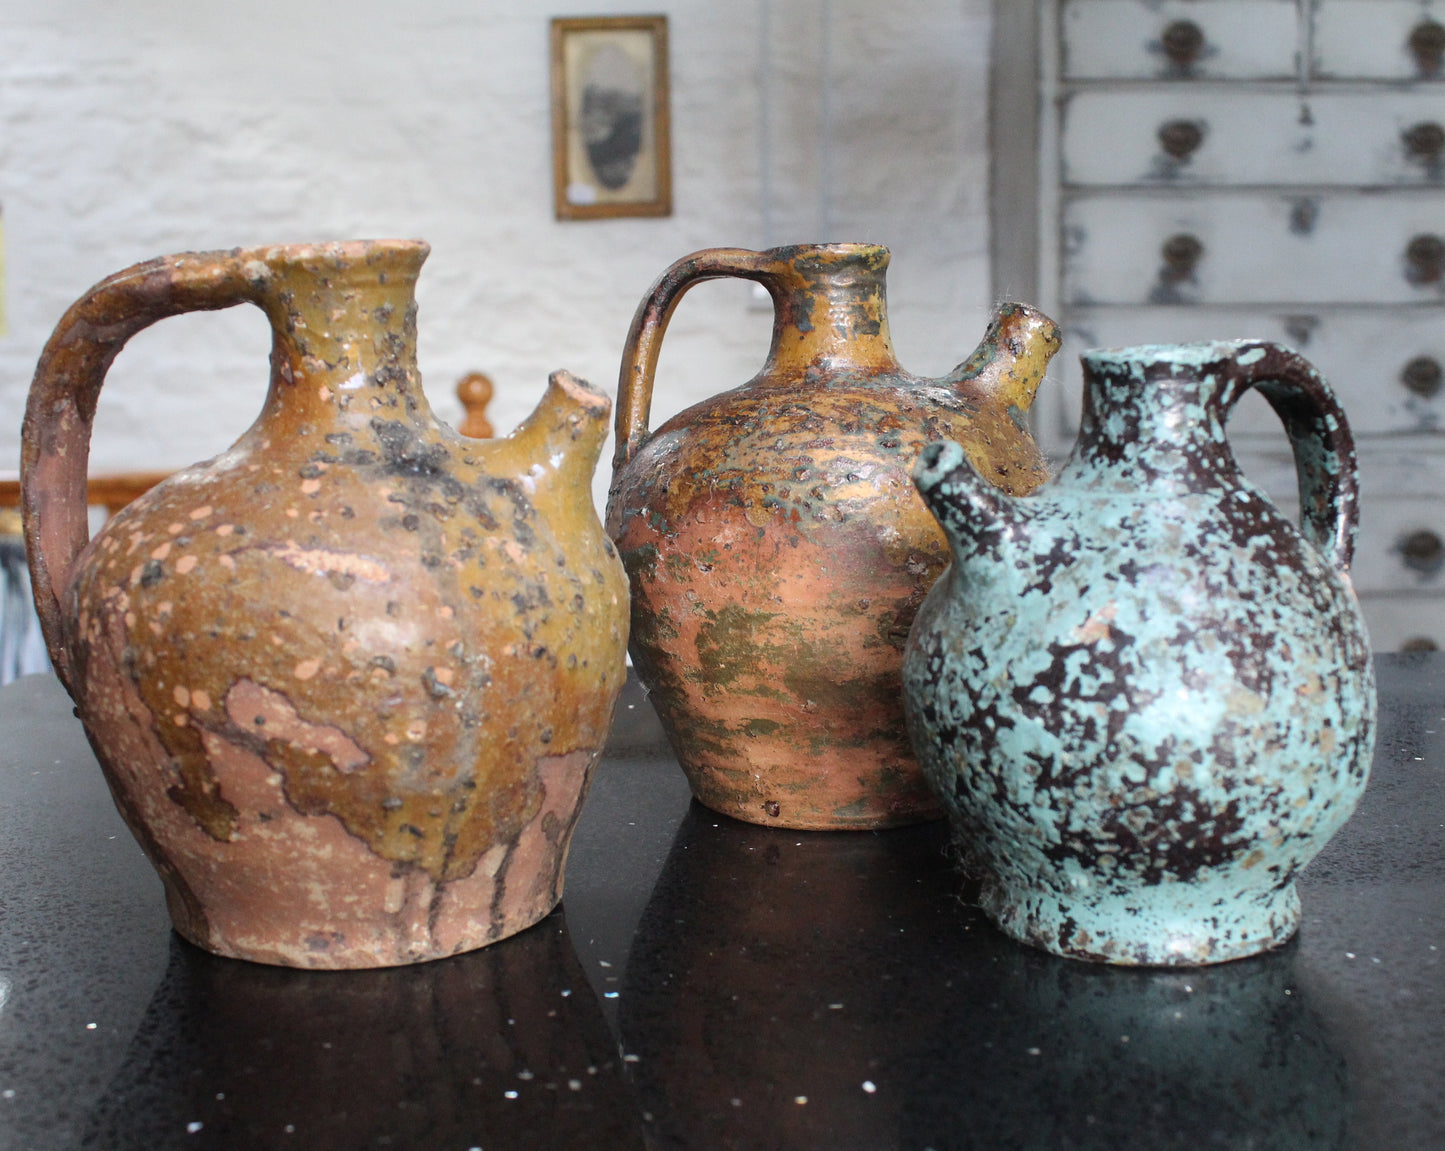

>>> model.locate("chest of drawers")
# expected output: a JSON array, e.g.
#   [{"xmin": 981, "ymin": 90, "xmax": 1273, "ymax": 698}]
[{"xmin": 1029, "ymin": 0, "xmax": 1445, "ymax": 651}]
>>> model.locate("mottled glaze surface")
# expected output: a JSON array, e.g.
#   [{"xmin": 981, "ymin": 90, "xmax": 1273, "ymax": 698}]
[
  {"xmin": 607, "ymin": 243, "xmax": 1059, "ymax": 830},
  {"xmin": 903, "ymin": 341, "xmax": 1376, "ymax": 965},
  {"xmin": 21, "ymin": 241, "xmax": 629, "ymax": 968}
]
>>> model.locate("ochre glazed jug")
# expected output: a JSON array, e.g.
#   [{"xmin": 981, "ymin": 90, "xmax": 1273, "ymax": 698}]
[
  {"xmin": 903, "ymin": 341, "xmax": 1376, "ymax": 965},
  {"xmin": 607, "ymin": 243, "xmax": 1060, "ymax": 830},
  {"xmin": 22, "ymin": 240, "xmax": 629, "ymax": 968}
]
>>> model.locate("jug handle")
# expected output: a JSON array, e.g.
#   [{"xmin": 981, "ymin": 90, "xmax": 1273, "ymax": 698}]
[
  {"xmin": 1229, "ymin": 341, "xmax": 1360, "ymax": 572},
  {"xmin": 21, "ymin": 250, "xmax": 259, "ymax": 688},
  {"xmin": 613, "ymin": 247, "xmax": 775, "ymax": 474}
]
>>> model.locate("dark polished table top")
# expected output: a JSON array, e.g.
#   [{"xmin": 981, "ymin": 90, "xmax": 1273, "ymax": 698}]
[{"xmin": 0, "ymin": 656, "xmax": 1441, "ymax": 1150}]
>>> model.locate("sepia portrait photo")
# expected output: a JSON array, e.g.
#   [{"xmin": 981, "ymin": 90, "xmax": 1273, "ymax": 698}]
[{"xmin": 550, "ymin": 15, "xmax": 672, "ymax": 220}]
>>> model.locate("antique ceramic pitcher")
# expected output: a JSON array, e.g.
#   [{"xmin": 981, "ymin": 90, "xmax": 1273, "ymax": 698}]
[
  {"xmin": 607, "ymin": 243, "xmax": 1060, "ymax": 830},
  {"xmin": 22, "ymin": 240, "xmax": 629, "ymax": 968},
  {"xmin": 902, "ymin": 341, "xmax": 1375, "ymax": 965}
]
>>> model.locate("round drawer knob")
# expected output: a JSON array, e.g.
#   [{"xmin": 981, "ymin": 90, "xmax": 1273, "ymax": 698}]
[
  {"xmin": 1409, "ymin": 19, "xmax": 1445, "ymax": 76},
  {"xmin": 1158, "ymin": 120, "xmax": 1205, "ymax": 159},
  {"xmin": 1402, "ymin": 636, "xmax": 1440, "ymax": 653},
  {"xmin": 1405, "ymin": 234, "xmax": 1445, "ymax": 283},
  {"xmin": 1161, "ymin": 233, "xmax": 1204, "ymax": 275},
  {"xmin": 1161, "ymin": 20, "xmax": 1205, "ymax": 67},
  {"xmin": 1401, "ymin": 355, "xmax": 1444, "ymax": 397},
  {"xmin": 1401, "ymin": 529, "xmax": 1445, "ymax": 572},
  {"xmin": 1403, "ymin": 121, "xmax": 1445, "ymax": 162}
]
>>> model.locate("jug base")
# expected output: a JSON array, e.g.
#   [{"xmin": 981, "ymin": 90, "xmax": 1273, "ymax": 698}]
[
  {"xmin": 981, "ymin": 875, "xmax": 1302, "ymax": 967},
  {"xmin": 163, "ymin": 879, "xmax": 565, "ymax": 970},
  {"xmin": 689, "ymin": 788, "xmax": 944, "ymax": 831},
  {"xmin": 139, "ymin": 743, "xmax": 601, "ymax": 970},
  {"xmin": 680, "ymin": 747, "xmax": 945, "ymax": 831}
]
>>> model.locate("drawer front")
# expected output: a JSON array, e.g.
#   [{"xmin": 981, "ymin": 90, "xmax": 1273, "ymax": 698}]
[
  {"xmin": 1063, "ymin": 192, "xmax": 1445, "ymax": 305},
  {"xmin": 1044, "ymin": 306, "xmax": 1445, "ymax": 441},
  {"xmin": 1353, "ymin": 490, "xmax": 1445, "ymax": 594},
  {"xmin": 1061, "ymin": 0, "xmax": 1300, "ymax": 81},
  {"xmin": 1358, "ymin": 595, "xmax": 1445, "ymax": 652},
  {"xmin": 1314, "ymin": 0, "xmax": 1445, "ymax": 81},
  {"xmin": 1061, "ymin": 90, "xmax": 1445, "ymax": 187},
  {"xmin": 1229, "ymin": 453, "xmax": 1445, "ymax": 596}
]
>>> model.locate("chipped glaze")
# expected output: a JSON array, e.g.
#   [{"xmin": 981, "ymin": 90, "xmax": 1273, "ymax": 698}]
[
  {"xmin": 902, "ymin": 340, "xmax": 1376, "ymax": 965},
  {"xmin": 21, "ymin": 240, "xmax": 629, "ymax": 968},
  {"xmin": 607, "ymin": 243, "xmax": 1060, "ymax": 830}
]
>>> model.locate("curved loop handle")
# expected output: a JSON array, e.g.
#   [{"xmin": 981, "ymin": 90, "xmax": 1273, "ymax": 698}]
[
  {"xmin": 1225, "ymin": 341, "xmax": 1360, "ymax": 573},
  {"xmin": 612, "ymin": 247, "xmax": 777, "ymax": 474},
  {"xmin": 21, "ymin": 249, "xmax": 262, "ymax": 688}
]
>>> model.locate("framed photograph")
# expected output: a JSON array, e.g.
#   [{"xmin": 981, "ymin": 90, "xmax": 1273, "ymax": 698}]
[{"xmin": 550, "ymin": 15, "xmax": 672, "ymax": 220}]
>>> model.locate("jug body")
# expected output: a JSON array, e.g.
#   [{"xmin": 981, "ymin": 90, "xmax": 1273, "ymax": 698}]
[
  {"xmin": 22, "ymin": 241, "xmax": 629, "ymax": 968},
  {"xmin": 903, "ymin": 341, "xmax": 1375, "ymax": 965},
  {"xmin": 607, "ymin": 243, "xmax": 1058, "ymax": 830}
]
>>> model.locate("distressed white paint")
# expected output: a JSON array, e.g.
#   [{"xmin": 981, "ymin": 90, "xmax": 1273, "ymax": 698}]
[
  {"xmin": 1063, "ymin": 192, "xmax": 1445, "ymax": 306},
  {"xmin": 1315, "ymin": 0, "xmax": 1445, "ymax": 80},
  {"xmin": 1061, "ymin": 90, "xmax": 1445, "ymax": 188},
  {"xmin": 1351, "ymin": 490, "xmax": 1445, "ymax": 595},
  {"xmin": 1060, "ymin": 0, "xmax": 1300, "ymax": 81},
  {"xmin": 0, "ymin": 0, "xmax": 995, "ymax": 516}
]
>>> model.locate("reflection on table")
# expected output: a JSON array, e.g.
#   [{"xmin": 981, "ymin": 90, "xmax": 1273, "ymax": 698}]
[
  {"xmin": 621, "ymin": 808, "xmax": 1350, "ymax": 1150},
  {"xmin": 84, "ymin": 917, "xmax": 643, "ymax": 1149}
]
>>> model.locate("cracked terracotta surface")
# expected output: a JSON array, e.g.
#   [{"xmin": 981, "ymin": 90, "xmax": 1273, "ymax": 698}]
[
  {"xmin": 22, "ymin": 240, "xmax": 628, "ymax": 968},
  {"xmin": 608, "ymin": 243, "xmax": 1059, "ymax": 830}
]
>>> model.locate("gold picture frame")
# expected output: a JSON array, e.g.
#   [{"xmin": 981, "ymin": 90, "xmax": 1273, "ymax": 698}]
[{"xmin": 550, "ymin": 15, "xmax": 672, "ymax": 220}]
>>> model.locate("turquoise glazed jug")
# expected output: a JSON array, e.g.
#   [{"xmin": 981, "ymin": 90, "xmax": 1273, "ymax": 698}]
[{"xmin": 902, "ymin": 341, "xmax": 1375, "ymax": 966}]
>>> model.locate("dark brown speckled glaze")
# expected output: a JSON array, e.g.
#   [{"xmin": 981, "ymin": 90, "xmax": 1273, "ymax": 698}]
[
  {"xmin": 21, "ymin": 241, "xmax": 629, "ymax": 968},
  {"xmin": 607, "ymin": 244, "xmax": 1060, "ymax": 829},
  {"xmin": 903, "ymin": 341, "xmax": 1376, "ymax": 965}
]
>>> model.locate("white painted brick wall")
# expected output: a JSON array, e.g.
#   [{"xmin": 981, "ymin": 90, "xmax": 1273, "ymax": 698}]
[{"xmin": 0, "ymin": 0, "xmax": 994, "ymax": 516}]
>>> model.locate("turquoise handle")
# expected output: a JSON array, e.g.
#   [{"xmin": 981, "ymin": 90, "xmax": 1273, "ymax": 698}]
[{"xmin": 1223, "ymin": 341, "xmax": 1360, "ymax": 573}]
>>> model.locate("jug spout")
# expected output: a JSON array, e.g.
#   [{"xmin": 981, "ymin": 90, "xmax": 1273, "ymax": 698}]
[
  {"xmin": 947, "ymin": 302, "xmax": 1061, "ymax": 415},
  {"xmin": 912, "ymin": 439, "xmax": 1031, "ymax": 563},
  {"xmin": 495, "ymin": 369, "xmax": 612, "ymax": 497}
]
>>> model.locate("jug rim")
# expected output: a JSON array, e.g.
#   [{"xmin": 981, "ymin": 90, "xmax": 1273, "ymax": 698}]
[
  {"xmin": 224, "ymin": 239, "xmax": 431, "ymax": 279},
  {"xmin": 1080, "ymin": 339, "xmax": 1276, "ymax": 372},
  {"xmin": 244, "ymin": 238, "xmax": 429, "ymax": 257},
  {"xmin": 760, "ymin": 241, "xmax": 890, "ymax": 266}
]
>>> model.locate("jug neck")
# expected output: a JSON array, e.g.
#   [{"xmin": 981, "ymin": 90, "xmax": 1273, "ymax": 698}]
[
  {"xmin": 758, "ymin": 244, "xmax": 902, "ymax": 377},
  {"xmin": 252, "ymin": 240, "xmax": 432, "ymax": 433},
  {"xmin": 1074, "ymin": 345, "xmax": 1248, "ymax": 485}
]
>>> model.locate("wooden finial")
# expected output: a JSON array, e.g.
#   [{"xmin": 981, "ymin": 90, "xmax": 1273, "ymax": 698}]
[{"xmin": 456, "ymin": 372, "xmax": 495, "ymax": 439}]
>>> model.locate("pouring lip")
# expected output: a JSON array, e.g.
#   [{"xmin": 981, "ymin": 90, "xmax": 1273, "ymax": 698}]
[{"xmin": 911, "ymin": 438, "xmax": 968, "ymax": 491}]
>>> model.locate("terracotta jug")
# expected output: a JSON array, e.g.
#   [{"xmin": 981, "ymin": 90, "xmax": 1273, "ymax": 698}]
[
  {"xmin": 21, "ymin": 240, "xmax": 629, "ymax": 969},
  {"xmin": 903, "ymin": 341, "xmax": 1376, "ymax": 965},
  {"xmin": 607, "ymin": 243, "xmax": 1060, "ymax": 830}
]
